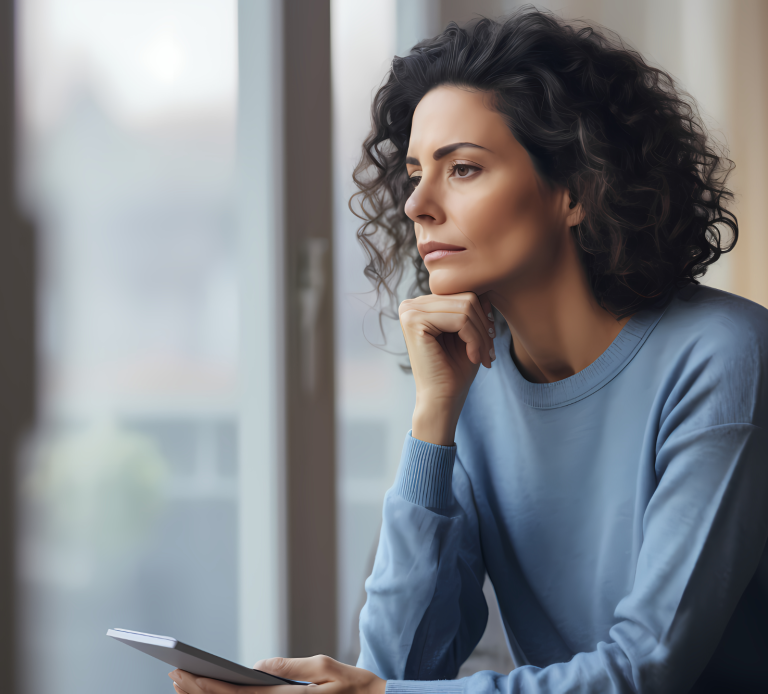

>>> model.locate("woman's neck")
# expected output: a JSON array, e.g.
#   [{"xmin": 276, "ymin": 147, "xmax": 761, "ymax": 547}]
[{"xmin": 489, "ymin": 239, "xmax": 631, "ymax": 384}]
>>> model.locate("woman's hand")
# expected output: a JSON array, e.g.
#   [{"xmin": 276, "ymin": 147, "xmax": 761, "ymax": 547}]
[
  {"xmin": 399, "ymin": 291, "xmax": 495, "ymax": 445},
  {"xmin": 168, "ymin": 656, "xmax": 386, "ymax": 694}
]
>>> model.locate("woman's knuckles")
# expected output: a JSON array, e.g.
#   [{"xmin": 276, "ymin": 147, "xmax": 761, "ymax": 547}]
[
  {"xmin": 402, "ymin": 313, "xmax": 465, "ymax": 337},
  {"xmin": 399, "ymin": 309, "xmax": 422, "ymax": 329},
  {"xmin": 254, "ymin": 656, "xmax": 289, "ymax": 673},
  {"xmin": 310, "ymin": 654, "xmax": 332, "ymax": 667}
]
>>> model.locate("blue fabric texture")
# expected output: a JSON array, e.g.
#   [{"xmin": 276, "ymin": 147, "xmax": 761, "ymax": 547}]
[
  {"xmin": 394, "ymin": 435, "xmax": 456, "ymax": 509},
  {"xmin": 357, "ymin": 286, "xmax": 768, "ymax": 693}
]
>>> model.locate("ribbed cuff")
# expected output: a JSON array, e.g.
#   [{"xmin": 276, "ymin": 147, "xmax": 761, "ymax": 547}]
[
  {"xmin": 386, "ymin": 680, "xmax": 464, "ymax": 693},
  {"xmin": 393, "ymin": 431, "xmax": 456, "ymax": 510}
]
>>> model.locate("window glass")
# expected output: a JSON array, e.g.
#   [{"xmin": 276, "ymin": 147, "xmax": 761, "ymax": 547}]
[
  {"xmin": 16, "ymin": 2, "xmax": 239, "ymax": 693},
  {"xmin": 331, "ymin": 0, "xmax": 417, "ymax": 664}
]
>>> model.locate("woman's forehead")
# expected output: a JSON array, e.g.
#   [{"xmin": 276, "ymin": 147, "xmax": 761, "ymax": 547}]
[{"xmin": 408, "ymin": 86, "xmax": 516, "ymax": 159}]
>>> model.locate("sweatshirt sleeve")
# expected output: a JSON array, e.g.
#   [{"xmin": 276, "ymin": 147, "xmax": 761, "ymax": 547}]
[
  {"xmin": 356, "ymin": 431, "xmax": 488, "ymax": 690},
  {"xmin": 371, "ymin": 424, "xmax": 768, "ymax": 693}
]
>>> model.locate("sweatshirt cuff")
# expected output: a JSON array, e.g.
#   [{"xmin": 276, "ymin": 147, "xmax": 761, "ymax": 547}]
[
  {"xmin": 386, "ymin": 680, "xmax": 464, "ymax": 693},
  {"xmin": 393, "ymin": 430, "xmax": 456, "ymax": 510}
]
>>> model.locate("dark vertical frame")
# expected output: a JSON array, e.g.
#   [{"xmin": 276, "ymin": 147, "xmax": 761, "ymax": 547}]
[
  {"xmin": 283, "ymin": 0, "xmax": 337, "ymax": 658},
  {"xmin": 0, "ymin": 0, "xmax": 36, "ymax": 691}
]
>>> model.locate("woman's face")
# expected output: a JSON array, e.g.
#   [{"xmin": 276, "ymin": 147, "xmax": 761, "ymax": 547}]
[{"xmin": 405, "ymin": 85, "xmax": 577, "ymax": 297}]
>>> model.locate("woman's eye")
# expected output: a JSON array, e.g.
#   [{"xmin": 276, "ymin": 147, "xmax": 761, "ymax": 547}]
[
  {"xmin": 450, "ymin": 163, "xmax": 479, "ymax": 179},
  {"xmin": 409, "ymin": 173, "xmax": 422, "ymax": 188}
]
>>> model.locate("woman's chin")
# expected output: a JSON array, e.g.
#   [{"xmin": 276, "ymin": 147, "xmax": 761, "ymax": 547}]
[{"xmin": 428, "ymin": 274, "xmax": 481, "ymax": 297}]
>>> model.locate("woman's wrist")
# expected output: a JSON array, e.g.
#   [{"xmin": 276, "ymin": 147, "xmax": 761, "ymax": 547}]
[
  {"xmin": 412, "ymin": 399, "xmax": 461, "ymax": 446},
  {"xmin": 370, "ymin": 676, "xmax": 387, "ymax": 694}
]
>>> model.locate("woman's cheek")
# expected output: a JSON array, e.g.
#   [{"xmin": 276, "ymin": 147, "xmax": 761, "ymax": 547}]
[
  {"xmin": 460, "ymin": 181, "xmax": 547, "ymax": 254},
  {"xmin": 450, "ymin": 184, "xmax": 522, "ymax": 247}
]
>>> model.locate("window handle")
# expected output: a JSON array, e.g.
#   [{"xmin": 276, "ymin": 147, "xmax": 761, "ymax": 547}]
[{"xmin": 297, "ymin": 238, "xmax": 329, "ymax": 394}]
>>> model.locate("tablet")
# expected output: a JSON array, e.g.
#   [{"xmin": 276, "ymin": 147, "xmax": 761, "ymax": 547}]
[{"xmin": 107, "ymin": 628, "xmax": 311, "ymax": 686}]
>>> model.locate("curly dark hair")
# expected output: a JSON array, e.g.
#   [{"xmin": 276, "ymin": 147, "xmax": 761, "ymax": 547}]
[{"xmin": 351, "ymin": 7, "xmax": 737, "ymax": 320}]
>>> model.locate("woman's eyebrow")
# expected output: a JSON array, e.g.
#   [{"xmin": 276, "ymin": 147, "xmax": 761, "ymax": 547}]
[
  {"xmin": 405, "ymin": 142, "xmax": 490, "ymax": 166},
  {"xmin": 433, "ymin": 142, "xmax": 489, "ymax": 160}
]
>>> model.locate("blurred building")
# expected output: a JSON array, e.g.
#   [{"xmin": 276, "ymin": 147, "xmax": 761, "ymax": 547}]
[{"xmin": 16, "ymin": 2, "xmax": 240, "ymax": 693}]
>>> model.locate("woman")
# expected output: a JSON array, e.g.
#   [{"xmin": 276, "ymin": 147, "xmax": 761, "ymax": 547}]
[{"xmin": 170, "ymin": 10, "xmax": 768, "ymax": 694}]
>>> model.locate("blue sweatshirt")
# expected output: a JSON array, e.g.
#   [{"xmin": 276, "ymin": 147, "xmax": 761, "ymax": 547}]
[{"xmin": 357, "ymin": 285, "xmax": 768, "ymax": 693}]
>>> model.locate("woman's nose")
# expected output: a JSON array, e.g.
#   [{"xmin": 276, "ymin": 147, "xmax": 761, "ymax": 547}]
[{"xmin": 404, "ymin": 180, "xmax": 446, "ymax": 226}]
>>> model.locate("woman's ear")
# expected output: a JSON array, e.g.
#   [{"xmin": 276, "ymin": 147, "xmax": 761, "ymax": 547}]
[{"xmin": 561, "ymin": 189, "xmax": 584, "ymax": 228}]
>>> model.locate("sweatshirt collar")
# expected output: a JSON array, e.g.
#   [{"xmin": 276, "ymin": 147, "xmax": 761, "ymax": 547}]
[{"xmin": 498, "ymin": 300, "xmax": 669, "ymax": 409}]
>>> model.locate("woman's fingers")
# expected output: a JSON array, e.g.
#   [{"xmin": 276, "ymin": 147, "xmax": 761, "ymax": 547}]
[
  {"xmin": 169, "ymin": 669, "xmax": 291, "ymax": 694},
  {"xmin": 404, "ymin": 309, "xmax": 489, "ymax": 367},
  {"xmin": 253, "ymin": 655, "xmax": 385, "ymax": 694},
  {"xmin": 401, "ymin": 310, "xmax": 488, "ymax": 366},
  {"xmin": 460, "ymin": 292, "xmax": 495, "ymax": 355},
  {"xmin": 455, "ymin": 318, "xmax": 490, "ymax": 367},
  {"xmin": 168, "ymin": 659, "xmax": 337, "ymax": 694},
  {"xmin": 479, "ymin": 292, "xmax": 495, "ymax": 325},
  {"xmin": 403, "ymin": 306, "xmax": 492, "ymax": 368},
  {"xmin": 197, "ymin": 678, "xmax": 303, "ymax": 694},
  {"xmin": 255, "ymin": 654, "xmax": 339, "ymax": 685},
  {"xmin": 169, "ymin": 671, "xmax": 208, "ymax": 694},
  {"xmin": 478, "ymin": 293, "xmax": 496, "ymax": 361},
  {"xmin": 400, "ymin": 293, "xmax": 496, "ymax": 366},
  {"xmin": 466, "ymin": 293, "xmax": 495, "ymax": 364}
]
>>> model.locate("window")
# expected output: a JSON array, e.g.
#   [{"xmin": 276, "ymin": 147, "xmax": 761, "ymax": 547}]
[{"xmin": 17, "ymin": 2, "xmax": 241, "ymax": 692}]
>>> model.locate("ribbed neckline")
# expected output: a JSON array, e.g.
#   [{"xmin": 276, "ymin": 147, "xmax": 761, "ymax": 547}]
[{"xmin": 498, "ymin": 300, "xmax": 669, "ymax": 409}]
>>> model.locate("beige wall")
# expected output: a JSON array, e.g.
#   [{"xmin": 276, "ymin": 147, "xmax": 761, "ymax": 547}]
[
  {"xmin": 438, "ymin": 0, "xmax": 768, "ymax": 307},
  {"xmin": 727, "ymin": 0, "xmax": 768, "ymax": 306}
]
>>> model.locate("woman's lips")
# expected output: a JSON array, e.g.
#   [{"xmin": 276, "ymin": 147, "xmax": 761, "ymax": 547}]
[{"xmin": 424, "ymin": 249, "xmax": 466, "ymax": 262}]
